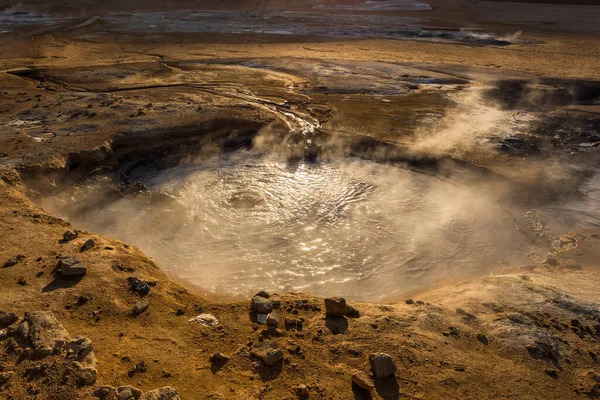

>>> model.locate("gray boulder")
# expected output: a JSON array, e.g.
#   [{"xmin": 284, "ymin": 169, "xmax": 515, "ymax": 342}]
[{"xmin": 251, "ymin": 296, "xmax": 274, "ymax": 314}]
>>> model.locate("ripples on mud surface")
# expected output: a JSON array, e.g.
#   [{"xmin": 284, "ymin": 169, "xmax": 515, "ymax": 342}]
[{"xmin": 41, "ymin": 150, "xmax": 560, "ymax": 301}]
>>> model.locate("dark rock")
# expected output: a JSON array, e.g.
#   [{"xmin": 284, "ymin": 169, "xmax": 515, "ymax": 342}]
[
  {"xmin": 128, "ymin": 277, "xmax": 150, "ymax": 296},
  {"xmin": 285, "ymin": 318, "xmax": 303, "ymax": 331},
  {"xmin": 251, "ymin": 340, "xmax": 284, "ymax": 366},
  {"xmin": 63, "ymin": 231, "xmax": 78, "ymax": 242},
  {"xmin": 251, "ymin": 296, "xmax": 274, "ymax": 314},
  {"xmin": 133, "ymin": 300, "xmax": 149, "ymax": 316},
  {"xmin": 476, "ymin": 334, "xmax": 489, "ymax": 345},
  {"xmin": 456, "ymin": 308, "xmax": 477, "ymax": 320},
  {"xmin": 76, "ymin": 295, "xmax": 89, "ymax": 307},
  {"xmin": 175, "ymin": 308, "xmax": 186, "ymax": 316},
  {"xmin": 210, "ymin": 352, "xmax": 230, "ymax": 363},
  {"xmin": 255, "ymin": 291, "xmax": 270, "ymax": 299},
  {"xmin": 369, "ymin": 353, "xmax": 396, "ymax": 378},
  {"xmin": 128, "ymin": 361, "xmax": 147, "ymax": 377},
  {"xmin": 324, "ymin": 297, "xmax": 348, "ymax": 317},
  {"xmin": 80, "ymin": 239, "xmax": 95, "ymax": 253},
  {"xmin": 545, "ymin": 369, "xmax": 559, "ymax": 379},
  {"xmin": 405, "ymin": 299, "xmax": 415, "ymax": 305},
  {"xmin": 345, "ymin": 305, "xmax": 360, "ymax": 318},
  {"xmin": 3, "ymin": 255, "xmax": 25, "ymax": 268}
]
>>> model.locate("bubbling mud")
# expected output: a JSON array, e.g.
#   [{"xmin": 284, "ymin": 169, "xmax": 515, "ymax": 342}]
[{"xmin": 39, "ymin": 149, "xmax": 564, "ymax": 301}]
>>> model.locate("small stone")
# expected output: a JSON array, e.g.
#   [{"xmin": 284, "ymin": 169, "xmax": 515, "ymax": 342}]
[
  {"xmin": 324, "ymin": 297, "xmax": 347, "ymax": 317},
  {"xmin": 256, "ymin": 313, "xmax": 268, "ymax": 324},
  {"xmin": 210, "ymin": 352, "xmax": 230, "ymax": 362},
  {"xmin": 295, "ymin": 384, "xmax": 309, "ymax": 399},
  {"xmin": 405, "ymin": 299, "xmax": 415, "ymax": 305},
  {"xmin": 61, "ymin": 262, "xmax": 87, "ymax": 277},
  {"xmin": 116, "ymin": 385, "xmax": 142, "ymax": 400},
  {"xmin": 175, "ymin": 308, "xmax": 185, "ymax": 316},
  {"xmin": 188, "ymin": 314, "xmax": 219, "ymax": 327},
  {"xmin": 285, "ymin": 318, "xmax": 303, "ymax": 331},
  {"xmin": 80, "ymin": 239, "xmax": 95, "ymax": 253},
  {"xmin": 127, "ymin": 277, "xmax": 150, "ymax": 296},
  {"xmin": 476, "ymin": 334, "xmax": 489, "ymax": 345},
  {"xmin": 3, "ymin": 255, "xmax": 25, "ymax": 268},
  {"xmin": 133, "ymin": 301, "xmax": 149, "ymax": 315},
  {"xmin": 456, "ymin": 308, "xmax": 477, "ymax": 320},
  {"xmin": 251, "ymin": 340, "xmax": 284, "ymax": 366},
  {"xmin": 251, "ymin": 296, "xmax": 274, "ymax": 314},
  {"xmin": 545, "ymin": 369, "xmax": 559, "ymax": 379},
  {"xmin": 369, "ymin": 353, "xmax": 396, "ymax": 378},
  {"xmin": 93, "ymin": 385, "xmax": 116, "ymax": 398},
  {"xmin": 63, "ymin": 231, "xmax": 78, "ymax": 242},
  {"xmin": 255, "ymin": 291, "xmax": 270, "ymax": 299},
  {"xmin": 143, "ymin": 386, "xmax": 180, "ymax": 400},
  {"xmin": 352, "ymin": 371, "xmax": 375, "ymax": 391},
  {"xmin": 266, "ymin": 314, "xmax": 278, "ymax": 328},
  {"xmin": 128, "ymin": 361, "xmax": 147, "ymax": 377},
  {"xmin": 0, "ymin": 311, "xmax": 19, "ymax": 329}
]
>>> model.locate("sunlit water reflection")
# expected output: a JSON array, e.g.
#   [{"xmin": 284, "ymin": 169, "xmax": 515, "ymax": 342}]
[{"xmin": 42, "ymin": 151, "xmax": 560, "ymax": 300}]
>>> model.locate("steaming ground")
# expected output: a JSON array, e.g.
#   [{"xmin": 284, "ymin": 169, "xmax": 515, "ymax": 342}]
[{"xmin": 40, "ymin": 149, "xmax": 587, "ymax": 301}]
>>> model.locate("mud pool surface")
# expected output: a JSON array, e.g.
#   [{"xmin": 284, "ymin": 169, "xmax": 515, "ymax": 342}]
[{"xmin": 35, "ymin": 149, "xmax": 600, "ymax": 301}]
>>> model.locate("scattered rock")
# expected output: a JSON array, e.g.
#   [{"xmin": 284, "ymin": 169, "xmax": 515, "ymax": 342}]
[
  {"xmin": 476, "ymin": 334, "xmax": 489, "ymax": 345},
  {"xmin": 63, "ymin": 231, "xmax": 78, "ymax": 242},
  {"xmin": 129, "ymin": 361, "xmax": 147, "ymax": 377},
  {"xmin": 93, "ymin": 385, "xmax": 116, "ymax": 398},
  {"xmin": 545, "ymin": 369, "xmax": 559, "ymax": 380},
  {"xmin": 18, "ymin": 312, "xmax": 71, "ymax": 357},
  {"xmin": 80, "ymin": 239, "xmax": 95, "ymax": 253},
  {"xmin": 456, "ymin": 308, "xmax": 477, "ymax": 320},
  {"xmin": 251, "ymin": 340, "xmax": 284, "ymax": 366},
  {"xmin": 285, "ymin": 317, "xmax": 303, "ymax": 331},
  {"xmin": 251, "ymin": 296, "xmax": 274, "ymax": 314},
  {"xmin": 133, "ymin": 300, "xmax": 150, "ymax": 316},
  {"xmin": 59, "ymin": 257, "xmax": 87, "ymax": 277},
  {"xmin": 0, "ymin": 311, "xmax": 19, "ymax": 329},
  {"xmin": 143, "ymin": 386, "xmax": 181, "ymax": 400},
  {"xmin": 3, "ymin": 255, "xmax": 24, "ymax": 268},
  {"xmin": 188, "ymin": 314, "xmax": 219, "ymax": 327},
  {"xmin": 266, "ymin": 314, "xmax": 278, "ymax": 328},
  {"xmin": 352, "ymin": 371, "xmax": 375, "ymax": 392},
  {"xmin": 256, "ymin": 313, "xmax": 268, "ymax": 324},
  {"xmin": 210, "ymin": 352, "xmax": 230, "ymax": 363},
  {"xmin": 324, "ymin": 297, "xmax": 348, "ymax": 317},
  {"xmin": 369, "ymin": 353, "xmax": 396, "ymax": 378},
  {"xmin": 128, "ymin": 277, "xmax": 151, "ymax": 296},
  {"xmin": 295, "ymin": 384, "xmax": 310, "ymax": 399},
  {"xmin": 116, "ymin": 385, "xmax": 142, "ymax": 400}
]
